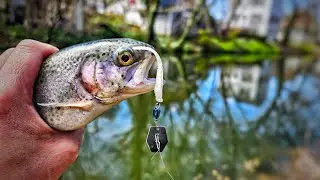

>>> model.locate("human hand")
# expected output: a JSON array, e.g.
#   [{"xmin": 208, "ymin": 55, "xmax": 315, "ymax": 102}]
[{"xmin": 0, "ymin": 40, "xmax": 84, "ymax": 179}]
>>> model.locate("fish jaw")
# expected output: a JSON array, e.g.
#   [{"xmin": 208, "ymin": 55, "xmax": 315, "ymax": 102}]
[
  {"xmin": 80, "ymin": 52, "xmax": 156, "ymax": 105},
  {"xmin": 100, "ymin": 54, "xmax": 156, "ymax": 104},
  {"xmin": 118, "ymin": 53, "xmax": 156, "ymax": 96}
]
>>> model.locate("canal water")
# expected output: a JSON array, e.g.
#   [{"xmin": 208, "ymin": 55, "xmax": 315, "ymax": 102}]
[{"xmin": 62, "ymin": 55, "xmax": 320, "ymax": 180}]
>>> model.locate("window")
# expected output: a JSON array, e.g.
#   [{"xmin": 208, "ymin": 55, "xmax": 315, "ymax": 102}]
[
  {"xmin": 252, "ymin": 0, "xmax": 264, "ymax": 5},
  {"xmin": 250, "ymin": 14, "xmax": 262, "ymax": 26},
  {"xmin": 242, "ymin": 72, "xmax": 253, "ymax": 82},
  {"xmin": 233, "ymin": 14, "xmax": 240, "ymax": 21},
  {"xmin": 239, "ymin": 88, "xmax": 251, "ymax": 100}
]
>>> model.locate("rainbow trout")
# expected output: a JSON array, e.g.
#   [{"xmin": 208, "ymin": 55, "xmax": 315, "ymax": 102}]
[{"xmin": 34, "ymin": 38, "xmax": 163, "ymax": 131}]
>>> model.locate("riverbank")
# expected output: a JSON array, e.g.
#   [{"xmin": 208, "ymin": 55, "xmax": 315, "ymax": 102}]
[{"xmin": 0, "ymin": 24, "xmax": 319, "ymax": 56}]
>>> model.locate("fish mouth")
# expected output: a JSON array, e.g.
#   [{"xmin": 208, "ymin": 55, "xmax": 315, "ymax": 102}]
[{"xmin": 118, "ymin": 54, "xmax": 156, "ymax": 97}]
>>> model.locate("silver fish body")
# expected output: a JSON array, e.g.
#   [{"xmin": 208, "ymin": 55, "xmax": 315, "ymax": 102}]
[{"xmin": 34, "ymin": 38, "xmax": 157, "ymax": 131}]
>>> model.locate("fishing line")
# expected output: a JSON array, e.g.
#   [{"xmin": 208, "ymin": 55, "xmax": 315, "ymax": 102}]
[
  {"xmin": 146, "ymin": 103, "xmax": 175, "ymax": 180},
  {"xmin": 154, "ymin": 133, "xmax": 175, "ymax": 180},
  {"xmin": 133, "ymin": 45, "xmax": 174, "ymax": 180}
]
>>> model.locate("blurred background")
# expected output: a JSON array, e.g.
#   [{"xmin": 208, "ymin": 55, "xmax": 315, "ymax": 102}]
[{"xmin": 1, "ymin": 0, "xmax": 320, "ymax": 179}]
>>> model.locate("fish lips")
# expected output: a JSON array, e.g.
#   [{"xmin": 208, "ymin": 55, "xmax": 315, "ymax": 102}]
[{"xmin": 118, "ymin": 54, "xmax": 156, "ymax": 97}]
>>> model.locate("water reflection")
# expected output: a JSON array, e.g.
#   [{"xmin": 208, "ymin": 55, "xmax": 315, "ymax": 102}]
[{"xmin": 62, "ymin": 55, "xmax": 320, "ymax": 180}]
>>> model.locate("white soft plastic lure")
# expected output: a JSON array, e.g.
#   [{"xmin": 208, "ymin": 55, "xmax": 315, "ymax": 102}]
[
  {"xmin": 34, "ymin": 38, "xmax": 164, "ymax": 131},
  {"xmin": 132, "ymin": 46, "xmax": 163, "ymax": 102}
]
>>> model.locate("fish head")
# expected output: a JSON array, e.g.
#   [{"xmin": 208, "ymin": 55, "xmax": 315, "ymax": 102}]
[{"xmin": 81, "ymin": 39, "xmax": 157, "ymax": 105}]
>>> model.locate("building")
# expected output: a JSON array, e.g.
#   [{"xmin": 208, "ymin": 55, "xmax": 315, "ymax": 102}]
[
  {"xmin": 105, "ymin": 0, "xmax": 147, "ymax": 29},
  {"xmin": 153, "ymin": 10, "xmax": 187, "ymax": 36},
  {"xmin": 225, "ymin": 0, "xmax": 283, "ymax": 40}
]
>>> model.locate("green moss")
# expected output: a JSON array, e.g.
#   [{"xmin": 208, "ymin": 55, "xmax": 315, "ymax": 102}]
[{"xmin": 197, "ymin": 30, "xmax": 280, "ymax": 54}]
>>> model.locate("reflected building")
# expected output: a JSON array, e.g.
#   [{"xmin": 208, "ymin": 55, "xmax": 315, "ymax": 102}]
[
  {"xmin": 225, "ymin": 0, "xmax": 283, "ymax": 41},
  {"xmin": 218, "ymin": 63, "xmax": 271, "ymax": 105}
]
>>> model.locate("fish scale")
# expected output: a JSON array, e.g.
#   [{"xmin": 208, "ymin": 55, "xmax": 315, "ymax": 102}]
[{"xmin": 34, "ymin": 38, "xmax": 157, "ymax": 131}]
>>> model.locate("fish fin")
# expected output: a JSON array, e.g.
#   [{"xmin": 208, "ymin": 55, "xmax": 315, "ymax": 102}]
[{"xmin": 37, "ymin": 100, "xmax": 94, "ymax": 111}]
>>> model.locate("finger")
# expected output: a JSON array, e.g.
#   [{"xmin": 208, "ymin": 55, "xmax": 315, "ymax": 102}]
[
  {"xmin": 0, "ymin": 40, "xmax": 58, "ymax": 95},
  {"xmin": 0, "ymin": 48, "xmax": 15, "ymax": 70},
  {"xmin": 10, "ymin": 39, "xmax": 58, "ymax": 81}
]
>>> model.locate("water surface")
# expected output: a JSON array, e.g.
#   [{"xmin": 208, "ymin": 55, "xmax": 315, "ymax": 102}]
[{"xmin": 62, "ymin": 55, "xmax": 320, "ymax": 180}]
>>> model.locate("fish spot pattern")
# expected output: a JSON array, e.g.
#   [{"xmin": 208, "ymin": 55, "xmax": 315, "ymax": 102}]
[{"xmin": 34, "ymin": 38, "xmax": 154, "ymax": 130}]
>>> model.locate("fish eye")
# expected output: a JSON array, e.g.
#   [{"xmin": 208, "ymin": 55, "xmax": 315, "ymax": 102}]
[{"xmin": 117, "ymin": 51, "xmax": 134, "ymax": 66}]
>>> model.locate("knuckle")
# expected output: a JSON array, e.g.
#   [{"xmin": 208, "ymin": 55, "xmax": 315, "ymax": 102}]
[
  {"xmin": 0, "ymin": 48, "xmax": 15, "ymax": 56},
  {"xmin": 16, "ymin": 39, "xmax": 38, "ymax": 53},
  {"xmin": 66, "ymin": 143, "xmax": 81, "ymax": 162}
]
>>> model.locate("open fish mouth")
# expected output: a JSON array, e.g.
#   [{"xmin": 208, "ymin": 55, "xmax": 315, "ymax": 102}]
[{"xmin": 118, "ymin": 53, "xmax": 156, "ymax": 96}]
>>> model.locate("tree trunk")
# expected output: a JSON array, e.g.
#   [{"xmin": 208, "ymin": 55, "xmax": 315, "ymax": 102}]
[
  {"xmin": 168, "ymin": 0, "xmax": 205, "ymax": 50},
  {"xmin": 128, "ymin": 95, "xmax": 153, "ymax": 180},
  {"xmin": 25, "ymin": 0, "xmax": 57, "ymax": 29},
  {"xmin": 73, "ymin": 0, "xmax": 84, "ymax": 33},
  {"xmin": 203, "ymin": 4, "xmax": 218, "ymax": 34},
  {"xmin": 281, "ymin": 0, "xmax": 298, "ymax": 46},
  {"xmin": 222, "ymin": 0, "xmax": 241, "ymax": 37},
  {"xmin": 204, "ymin": 0, "xmax": 219, "ymax": 34},
  {"xmin": 0, "ymin": 0, "xmax": 9, "ymax": 25},
  {"xmin": 25, "ymin": 0, "xmax": 76, "ymax": 30},
  {"xmin": 146, "ymin": 0, "xmax": 160, "ymax": 45},
  {"xmin": 281, "ymin": 10, "xmax": 298, "ymax": 46}
]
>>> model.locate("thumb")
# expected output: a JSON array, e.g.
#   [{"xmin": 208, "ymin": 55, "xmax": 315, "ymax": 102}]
[{"xmin": 0, "ymin": 40, "xmax": 58, "ymax": 96}]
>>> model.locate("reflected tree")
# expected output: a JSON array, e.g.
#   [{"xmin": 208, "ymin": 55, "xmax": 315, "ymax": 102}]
[
  {"xmin": 253, "ymin": 58, "xmax": 285, "ymax": 131},
  {"xmin": 281, "ymin": 0, "xmax": 299, "ymax": 46},
  {"xmin": 62, "ymin": 55, "xmax": 320, "ymax": 180},
  {"xmin": 127, "ymin": 94, "xmax": 153, "ymax": 180}
]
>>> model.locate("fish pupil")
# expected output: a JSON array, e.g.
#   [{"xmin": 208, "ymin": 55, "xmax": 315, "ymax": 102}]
[{"xmin": 121, "ymin": 55, "xmax": 130, "ymax": 62}]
